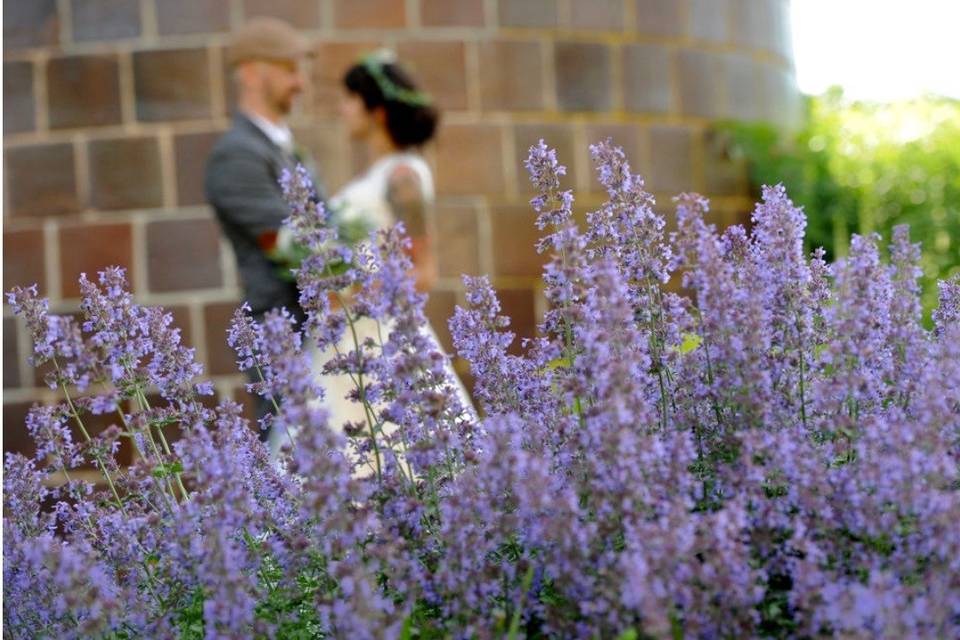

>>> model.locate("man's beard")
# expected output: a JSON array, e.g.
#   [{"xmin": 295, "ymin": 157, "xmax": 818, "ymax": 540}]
[{"xmin": 268, "ymin": 88, "xmax": 295, "ymax": 117}]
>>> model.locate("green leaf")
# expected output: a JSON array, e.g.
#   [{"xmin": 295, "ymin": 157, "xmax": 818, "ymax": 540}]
[
  {"xmin": 678, "ymin": 332, "xmax": 703, "ymax": 354},
  {"xmin": 399, "ymin": 614, "xmax": 416, "ymax": 640},
  {"xmin": 507, "ymin": 564, "xmax": 537, "ymax": 640}
]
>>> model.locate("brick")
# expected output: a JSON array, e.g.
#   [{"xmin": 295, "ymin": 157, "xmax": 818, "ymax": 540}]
[
  {"xmin": 3, "ymin": 0, "xmax": 59, "ymax": 49},
  {"xmin": 157, "ymin": 0, "xmax": 230, "ymax": 35},
  {"xmin": 496, "ymin": 288, "xmax": 537, "ymax": 355},
  {"xmin": 570, "ymin": 0, "xmax": 624, "ymax": 30},
  {"xmin": 433, "ymin": 124, "xmax": 505, "ymax": 195},
  {"xmin": 134, "ymin": 48, "xmax": 211, "ymax": 122},
  {"xmin": 3, "ymin": 401, "xmax": 34, "ymax": 457},
  {"xmin": 513, "ymin": 123, "xmax": 576, "ymax": 194},
  {"xmin": 713, "ymin": 204, "xmax": 751, "ymax": 230},
  {"xmin": 165, "ymin": 305, "xmax": 194, "ymax": 352},
  {"xmin": 725, "ymin": 53, "xmax": 763, "ymax": 121},
  {"xmin": 243, "ymin": 0, "xmax": 323, "ymax": 27},
  {"xmin": 311, "ymin": 41, "xmax": 381, "ymax": 117},
  {"xmin": 214, "ymin": 43, "xmax": 239, "ymax": 119},
  {"xmin": 760, "ymin": 64, "xmax": 801, "ymax": 127},
  {"xmin": 454, "ymin": 363, "xmax": 475, "ymax": 399},
  {"xmin": 204, "ymin": 302, "xmax": 241, "ymax": 376},
  {"xmin": 4, "ymin": 61, "xmax": 35, "ymax": 133},
  {"xmin": 47, "ymin": 55, "xmax": 122, "ymax": 129},
  {"xmin": 769, "ymin": 0, "xmax": 794, "ymax": 61},
  {"xmin": 88, "ymin": 136, "xmax": 163, "ymax": 210},
  {"xmin": 6, "ymin": 144, "xmax": 80, "ymax": 218},
  {"xmin": 71, "ymin": 0, "xmax": 141, "ymax": 42},
  {"xmin": 331, "ymin": 0, "xmax": 406, "ymax": 28},
  {"xmin": 4, "ymin": 228, "xmax": 47, "ymax": 295},
  {"xmin": 498, "ymin": 0, "xmax": 558, "ymax": 28},
  {"xmin": 424, "ymin": 290, "xmax": 457, "ymax": 353},
  {"xmin": 490, "ymin": 205, "xmax": 545, "ymax": 277},
  {"xmin": 583, "ymin": 123, "xmax": 646, "ymax": 190},
  {"xmin": 633, "ymin": 0, "xmax": 684, "ymax": 37},
  {"xmin": 4, "ymin": 319, "xmax": 20, "ymax": 389},
  {"xmin": 396, "ymin": 41, "xmax": 468, "ymax": 111},
  {"xmin": 730, "ymin": 0, "xmax": 779, "ymax": 54},
  {"xmin": 647, "ymin": 125, "xmax": 694, "ymax": 194},
  {"xmin": 174, "ymin": 131, "xmax": 221, "ymax": 206},
  {"xmin": 622, "ymin": 44, "xmax": 672, "ymax": 114},
  {"xmin": 218, "ymin": 45, "xmax": 236, "ymax": 118},
  {"xmin": 31, "ymin": 352, "xmax": 57, "ymax": 389},
  {"xmin": 230, "ymin": 386, "xmax": 260, "ymax": 430},
  {"xmin": 146, "ymin": 218, "xmax": 223, "ymax": 292},
  {"xmin": 293, "ymin": 123, "xmax": 351, "ymax": 193},
  {"xmin": 477, "ymin": 40, "xmax": 545, "ymax": 111},
  {"xmin": 420, "ymin": 0, "xmax": 485, "ymax": 27},
  {"xmin": 677, "ymin": 49, "xmax": 725, "ymax": 119},
  {"xmin": 435, "ymin": 203, "xmax": 480, "ymax": 277},
  {"xmin": 59, "ymin": 223, "xmax": 133, "ymax": 298},
  {"xmin": 555, "ymin": 42, "xmax": 612, "ymax": 112},
  {"xmin": 690, "ymin": 0, "xmax": 730, "ymax": 43}
]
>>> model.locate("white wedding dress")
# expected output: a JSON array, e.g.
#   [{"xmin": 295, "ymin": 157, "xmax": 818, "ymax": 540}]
[{"xmin": 270, "ymin": 153, "xmax": 474, "ymax": 455}]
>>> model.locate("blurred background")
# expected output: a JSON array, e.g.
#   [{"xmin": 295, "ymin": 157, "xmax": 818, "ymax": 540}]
[
  {"xmin": 3, "ymin": 0, "xmax": 956, "ymax": 458},
  {"xmin": 722, "ymin": 0, "xmax": 960, "ymax": 315}
]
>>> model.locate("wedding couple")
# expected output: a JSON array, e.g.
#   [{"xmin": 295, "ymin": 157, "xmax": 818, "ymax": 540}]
[{"xmin": 205, "ymin": 17, "xmax": 470, "ymax": 450}]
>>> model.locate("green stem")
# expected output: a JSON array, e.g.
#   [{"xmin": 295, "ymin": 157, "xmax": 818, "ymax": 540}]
[
  {"xmin": 332, "ymin": 288, "xmax": 383, "ymax": 484},
  {"xmin": 252, "ymin": 364, "xmax": 297, "ymax": 453},
  {"xmin": 373, "ymin": 322, "xmax": 419, "ymax": 483},
  {"xmin": 53, "ymin": 360, "xmax": 126, "ymax": 514},
  {"xmin": 797, "ymin": 342, "xmax": 808, "ymax": 431},
  {"xmin": 557, "ymin": 246, "xmax": 587, "ymax": 430},
  {"xmin": 693, "ymin": 310, "xmax": 725, "ymax": 433},
  {"xmin": 129, "ymin": 389, "xmax": 179, "ymax": 510}
]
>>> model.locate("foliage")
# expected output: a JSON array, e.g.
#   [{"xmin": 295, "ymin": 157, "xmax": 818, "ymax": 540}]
[
  {"xmin": 719, "ymin": 90, "xmax": 960, "ymax": 314},
  {"xmin": 4, "ymin": 142, "xmax": 960, "ymax": 638}
]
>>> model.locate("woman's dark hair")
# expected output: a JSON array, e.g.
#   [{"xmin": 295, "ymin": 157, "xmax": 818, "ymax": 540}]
[{"xmin": 343, "ymin": 61, "xmax": 439, "ymax": 148}]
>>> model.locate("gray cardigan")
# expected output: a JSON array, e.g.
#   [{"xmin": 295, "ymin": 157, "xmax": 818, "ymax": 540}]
[{"xmin": 204, "ymin": 114, "xmax": 321, "ymax": 319}]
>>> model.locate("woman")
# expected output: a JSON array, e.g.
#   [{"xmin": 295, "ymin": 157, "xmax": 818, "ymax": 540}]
[
  {"xmin": 272, "ymin": 50, "xmax": 473, "ymax": 454},
  {"xmin": 334, "ymin": 49, "xmax": 439, "ymax": 290}
]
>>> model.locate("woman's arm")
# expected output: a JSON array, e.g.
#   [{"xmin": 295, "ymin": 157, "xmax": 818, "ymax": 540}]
[{"xmin": 386, "ymin": 164, "xmax": 438, "ymax": 291}]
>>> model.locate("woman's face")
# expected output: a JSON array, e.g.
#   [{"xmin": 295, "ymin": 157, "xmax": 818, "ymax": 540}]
[{"xmin": 339, "ymin": 90, "xmax": 374, "ymax": 140}]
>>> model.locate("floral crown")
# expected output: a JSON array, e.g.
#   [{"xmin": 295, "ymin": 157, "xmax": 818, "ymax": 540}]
[{"xmin": 359, "ymin": 49, "xmax": 433, "ymax": 108}]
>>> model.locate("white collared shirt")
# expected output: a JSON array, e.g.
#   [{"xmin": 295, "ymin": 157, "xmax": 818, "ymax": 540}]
[{"xmin": 243, "ymin": 110, "xmax": 294, "ymax": 154}]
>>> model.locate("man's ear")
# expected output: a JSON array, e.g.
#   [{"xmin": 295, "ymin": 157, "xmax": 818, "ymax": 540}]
[
  {"xmin": 373, "ymin": 106, "xmax": 388, "ymax": 126},
  {"xmin": 235, "ymin": 61, "xmax": 257, "ymax": 89}
]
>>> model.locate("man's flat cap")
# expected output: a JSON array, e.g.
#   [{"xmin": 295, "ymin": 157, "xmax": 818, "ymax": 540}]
[{"xmin": 228, "ymin": 17, "xmax": 312, "ymax": 66}]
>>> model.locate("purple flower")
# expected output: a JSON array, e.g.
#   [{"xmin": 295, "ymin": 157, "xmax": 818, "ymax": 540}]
[
  {"xmin": 25, "ymin": 405, "xmax": 83, "ymax": 471},
  {"xmin": 4, "ymin": 138, "xmax": 960, "ymax": 639},
  {"xmin": 932, "ymin": 273, "xmax": 959, "ymax": 336},
  {"xmin": 78, "ymin": 268, "xmax": 151, "ymax": 388}
]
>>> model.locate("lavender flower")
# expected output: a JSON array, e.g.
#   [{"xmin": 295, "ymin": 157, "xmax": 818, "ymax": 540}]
[
  {"xmin": 25, "ymin": 405, "xmax": 82, "ymax": 471},
  {"xmin": 5, "ymin": 139, "xmax": 960, "ymax": 639},
  {"xmin": 932, "ymin": 272, "xmax": 960, "ymax": 336}
]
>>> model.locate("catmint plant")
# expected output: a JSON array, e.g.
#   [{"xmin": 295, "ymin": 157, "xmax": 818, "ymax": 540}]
[{"xmin": 4, "ymin": 139, "xmax": 959, "ymax": 639}]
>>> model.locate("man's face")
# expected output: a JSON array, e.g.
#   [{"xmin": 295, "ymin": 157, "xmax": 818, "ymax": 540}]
[{"xmin": 256, "ymin": 58, "xmax": 304, "ymax": 117}]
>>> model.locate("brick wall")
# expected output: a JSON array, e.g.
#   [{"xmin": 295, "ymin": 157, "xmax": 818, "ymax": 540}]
[{"xmin": 3, "ymin": 0, "xmax": 798, "ymax": 449}]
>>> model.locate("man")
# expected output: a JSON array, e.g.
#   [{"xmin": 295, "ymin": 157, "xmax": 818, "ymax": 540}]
[{"xmin": 205, "ymin": 17, "xmax": 322, "ymax": 438}]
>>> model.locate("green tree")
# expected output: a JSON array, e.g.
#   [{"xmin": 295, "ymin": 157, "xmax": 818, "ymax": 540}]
[{"xmin": 720, "ymin": 89, "xmax": 960, "ymax": 316}]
